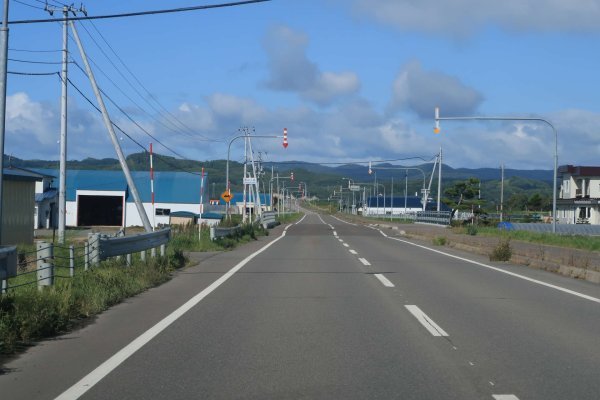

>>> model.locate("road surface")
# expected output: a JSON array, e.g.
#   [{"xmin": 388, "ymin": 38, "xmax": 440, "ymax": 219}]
[{"xmin": 2, "ymin": 211, "xmax": 599, "ymax": 399}]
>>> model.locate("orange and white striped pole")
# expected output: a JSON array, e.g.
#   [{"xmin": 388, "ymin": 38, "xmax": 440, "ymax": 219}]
[
  {"xmin": 283, "ymin": 127, "xmax": 288, "ymax": 148},
  {"xmin": 150, "ymin": 143, "xmax": 155, "ymax": 231}
]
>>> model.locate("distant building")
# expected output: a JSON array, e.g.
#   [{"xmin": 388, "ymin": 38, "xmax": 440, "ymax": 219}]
[
  {"xmin": 363, "ymin": 196, "xmax": 450, "ymax": 216},
  {"xmin": 32, "ymin": 169, "xmax": 271, "ymax": 228},
  {"xmin": 34, "ymin": 169, "xmax": 209, "ymax": 228},
  {"xmin": 34, "ymin": 171, "xmax": 58, "ymax": 229},
  {"xmin": 558, "ymin": 165, "xmax": 600, "ymax": 224},
  {"xmin": 2, "ymin": 167, "xmax": 43, "ymax": 244}
]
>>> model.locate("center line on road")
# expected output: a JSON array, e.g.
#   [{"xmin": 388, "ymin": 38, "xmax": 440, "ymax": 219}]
[
  {"xmin": 349, "ymin": 249, "xmax": 357, "ymax": 254},
  {"xmin": 359, "ymin": 258, "xmax": 371, "ymax": 266},
  {"xmin": 374, "ymin": 273, "xmax": 395, "ymax": 287},
  {"xmin": 405, "ymin": 305, "xmax": 449, "ymax": 337},
  {"xmin": 338, "ymin": 239, "xmax": 343, "ymax": 242},
  {"xmin": 343, "ymin": 243, "xmax": 349, "ymax": 247},
  {"xmin": 333, "ymin": 231, "xmax": 337, "ymax": 236},
  {"xmin": 492, "ymin": 395, "xmax": 520, "ymax": 400}
]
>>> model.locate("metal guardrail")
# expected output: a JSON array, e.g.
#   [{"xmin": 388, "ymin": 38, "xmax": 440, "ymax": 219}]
[
  {"xmin": 210, "ymin": 225, "xmax": 241, "ymax": 240},
  {"xmin": 260, "ymin": 211, "xmax": 280, "ymax": 229},
  {"xmin": 415, "ymin": 211, "xmax": 452, "ymax": 226},
  {"xmin": 0, "ymin": 245, "xmax": 17, "ymax": 280},
  {"xmin": 89, "ymin": 228, "xmax": 171, "ymax": 264}
]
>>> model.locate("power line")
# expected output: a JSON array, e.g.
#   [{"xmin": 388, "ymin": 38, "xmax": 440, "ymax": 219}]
[
  {"xmin": 14, "ymin": 0, "xmax": 45, "ymax": 10},
  {"xmin": 8, "ymin": 57, "xmax": 66, "ymax": 64},
  {"xmin": 66, "ymin": 76, "xmax": 205, "ymax": 177},
  {"xmin": 9, "ymin": 47, "xmax": 62, "ymax": 53},
  {"xmin": 9, "ymin": 0, "xmax": 271, "ymax": 24},
  {"xmin": 86, "ymin": 18, "xmax": 216, "ymax": 141},
  {"xmin": 66, "ymin": 76, "xmax": 147, "ymax": 152},
  {"xmin": 77, "ymin": 21, "xmax": 200, "ymax": 140},
  {"xmin": 8, "ymin": 70, "xmax": 59, "ymax": 75}
]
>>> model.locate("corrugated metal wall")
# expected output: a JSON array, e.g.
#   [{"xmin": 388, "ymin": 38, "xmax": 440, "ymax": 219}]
[{"xmin": 2, "ymin": 180, "xmax": 35, "ymax": 245}]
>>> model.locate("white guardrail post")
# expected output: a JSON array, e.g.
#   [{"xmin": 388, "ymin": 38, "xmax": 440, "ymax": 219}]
[
  {"xmin": 0, "ymin": 245, "xmax": 17, "ymax": 293},
  {"xmin": 37, "ymin": 241, "xmax": 54, "ymax": 290}
]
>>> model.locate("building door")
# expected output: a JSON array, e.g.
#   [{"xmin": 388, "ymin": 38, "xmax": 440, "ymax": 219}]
[{"xmin": 77, "ymin": 195, "xmax": 124, "ymax": 226}]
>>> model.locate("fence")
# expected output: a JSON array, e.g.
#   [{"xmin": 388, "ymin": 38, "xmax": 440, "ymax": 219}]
[
  {"xmin": 1, "ymin": 228, "xmax": 171, "ymax": 294},
  {"xmin": 415, "ymin": 211, "xmax": 452, "ymax": 226},
  {"xmin": 498, "ymin": 222, "xmax": 600, "ymax": 236}
]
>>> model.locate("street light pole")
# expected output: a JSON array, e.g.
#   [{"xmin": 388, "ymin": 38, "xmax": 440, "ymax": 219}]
[
  {"xmin": 0, "ymin": 0, "xmax": 9, "ymax": 244},
  {"xmin": 435, "ymin": 107, "xmax": 558, "ymax": 233}
]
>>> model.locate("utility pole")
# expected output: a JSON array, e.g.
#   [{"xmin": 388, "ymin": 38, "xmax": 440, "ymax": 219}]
[
  {"xmin": 70, "ymin": 21, "xmax": 152, "ymax": 232},
  {"xmin": 0, "ymin": 0, "xmax": 9, "ymax": 244},
  {"xmin": 437, "ymin": 147, "xmax": 442, "ymax": 212},
  {"xmin": 57, "ymin": 6, "xmax": 68, "ymax": 243},
  {"xmin": 500, "ymin": 163, "xmax": 505, "ymax": 222}
]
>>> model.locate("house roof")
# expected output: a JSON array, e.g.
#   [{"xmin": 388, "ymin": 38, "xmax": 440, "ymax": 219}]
[
  {"xmin": 34, "ymin": 169, "xmax": 208, "ymax": 204},
  {"xmin": 3, "ymin": 167, "xmax": 46, "ymax": 182},
  {"xmin": 558, "ymin": 165, "xmax": 600, "ymax": 177},
  {"xmin": 35, "ymin": 188, "xmax": 58, "ymax": 202}
]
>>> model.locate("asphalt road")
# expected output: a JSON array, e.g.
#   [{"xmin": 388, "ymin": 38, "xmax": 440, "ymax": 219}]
[{"xmin": 2, "ymin": 211, "xmax": 599, "ymax": 399}]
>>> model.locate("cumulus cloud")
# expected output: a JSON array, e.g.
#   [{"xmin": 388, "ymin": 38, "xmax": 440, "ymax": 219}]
[
  {"xmin": 263, "ymin": 25, "xmax": 360, "ymax": 106},
  {"xmin": 351, "ymin": 0, "xmax": 600, "ymax": 35},
  {"xmin": 390, "ymin": 61, "xmax": 483, "ymax": 118}
]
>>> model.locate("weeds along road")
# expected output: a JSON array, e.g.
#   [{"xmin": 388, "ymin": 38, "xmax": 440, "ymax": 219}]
[{"xmin": 2, "ymin": 211, "xmax": 600, "ymax": 399}]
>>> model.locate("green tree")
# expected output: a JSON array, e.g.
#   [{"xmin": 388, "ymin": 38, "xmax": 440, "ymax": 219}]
[
  {"xmin": 507, "ymin": 192, "xmax": 529, "ymax": 211},
  {"xmin": 443, "ymin": 177, "xmax": 485, "ymax": 211}
]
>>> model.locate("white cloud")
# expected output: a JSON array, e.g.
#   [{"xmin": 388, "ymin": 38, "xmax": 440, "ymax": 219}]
[
  {"xmin": 263, "ymin": 25, "xmax": 360, "ymax": 106},
  {"xmin": 351, "ymin": 0, "xmax": 600, "ymax": 35},
  {"xmin": 390, "ymin": 61, "xmax": 483, "ymax": 118}
]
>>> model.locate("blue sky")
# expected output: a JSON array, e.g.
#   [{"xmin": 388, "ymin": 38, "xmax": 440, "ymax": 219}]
[{"xmin": 4, "ymin": 0, "xmax": 600, "ymax": 170}]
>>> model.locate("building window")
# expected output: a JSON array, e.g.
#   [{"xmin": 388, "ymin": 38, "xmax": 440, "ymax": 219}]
[{"xmin": 156, "ymin": 208, "xmax": 171, "ymax": 216}]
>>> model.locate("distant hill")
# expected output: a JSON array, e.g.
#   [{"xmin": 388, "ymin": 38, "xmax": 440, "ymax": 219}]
[{"xmin": 5, "ymin": 152, "xmax": 554, "ymax": 208}]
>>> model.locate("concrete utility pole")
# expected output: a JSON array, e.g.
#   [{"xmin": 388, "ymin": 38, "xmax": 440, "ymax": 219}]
[
  {"xmin": 0, "ymin": 0, "xmax": 9, "ymax": 244},
  {"xmin": 437, "ymin": 147, "xmax": 442, "ymax": 212},
  {"xmin": 70, "ymin": 21, "xmax": 152, "ymax": 232},
  {"xmin": 500, "ymin": 163, "xmax": 505, "ymax": 222},
  {"xmin": 57, "ymin": 6, "xmax": 69, "ymax": 243}
]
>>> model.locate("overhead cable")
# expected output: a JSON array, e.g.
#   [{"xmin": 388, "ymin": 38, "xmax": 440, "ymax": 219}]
[{"xmin": 9, "ymin": 0, "xmax": 271, "ymax": 24}]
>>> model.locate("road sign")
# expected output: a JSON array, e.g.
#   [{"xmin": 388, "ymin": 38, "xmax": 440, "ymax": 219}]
[
  {"xmin": 243, "ymin": 177, "xmax": 257, "ymax": 185},
  {"xmin": 221, "ymin": 190, "xmax": 233, "ymax": 203},
  {"xmin": 350, "ymin": 185, "xmax": 360, "ymax": 191}
]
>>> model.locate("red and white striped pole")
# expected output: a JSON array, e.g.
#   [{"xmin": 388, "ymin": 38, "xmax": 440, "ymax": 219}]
[
  {"xmin": 283, "ymin": 127, "xmax": 288, "ymax": 148},
  {"xmin": 150, "ymin": 143, "xmax": 155, "ymax": 231},
  {"xmin": 199, "ymin": 167, "xmax": 205, "ymax": 240}
]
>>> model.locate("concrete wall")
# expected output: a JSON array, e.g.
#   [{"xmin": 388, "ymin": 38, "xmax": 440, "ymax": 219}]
[{"xmin": 2, "ymin": 180, "xmax": 35, "ymax": 245}]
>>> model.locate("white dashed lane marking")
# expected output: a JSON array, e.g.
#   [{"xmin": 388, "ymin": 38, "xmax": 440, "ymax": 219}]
[{"xmin": 405, "ymin": 305, "xmax": 448, "ymax": 337}]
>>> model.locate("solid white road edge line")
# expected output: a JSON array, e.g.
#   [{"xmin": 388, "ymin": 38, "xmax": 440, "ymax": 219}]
[
  {"xmin": 492, "ymin": 395, "xmax": 520, "ymax": 400},
  {"xmin": 55, "ymin": 229, "xmax": 290, "ymax": 400},
  {"xmin": 359, "ymin": 258, "xmax": 371, "ymax": 266},
  {"xmin": 383, "ymin": 231, "xmax": 600, "ymax": 305},
  {"xmin": 332, "ymin": 215, "xmax": 357, "ymax": 226},
  {"xmin": 349, "ymin": 249, "xmax": 358, "ymax": 255},
  {"xmin": 374, "ymin": 273, "xmax": 395, "ymax": 287},
  {"xmin": 295, "ymin": 214, "xmax": 308, "ymax": 225},
  {"xmin": 405, "ymin": 305, "xmax": 449, "ymax": 337}
]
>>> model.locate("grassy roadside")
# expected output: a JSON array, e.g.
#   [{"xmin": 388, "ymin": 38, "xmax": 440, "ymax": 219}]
[
  {"xmin": 0, "ymin": 222, "xmax": 269, "ymax": 356},
  {"xmin": 453, "ymin": 225, "xmax": 600, "ymax": 252}
]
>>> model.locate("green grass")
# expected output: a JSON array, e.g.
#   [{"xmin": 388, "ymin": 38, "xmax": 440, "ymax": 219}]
[
  {"xmin": 0, "ymin": 254, "xmax": 180, "ymax": 354},
  {"xmin": 467, "ymin": 226, "xmax": 600, "ymax": 252},
  {"xmin": 1, "ymin": 223, "xmax": 271, "ymax": 355}
]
